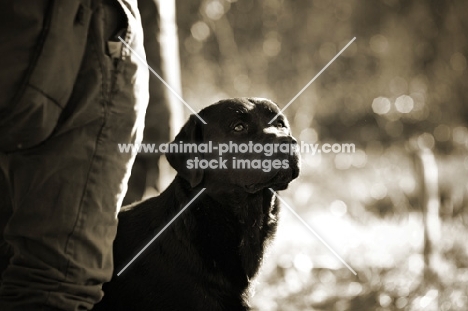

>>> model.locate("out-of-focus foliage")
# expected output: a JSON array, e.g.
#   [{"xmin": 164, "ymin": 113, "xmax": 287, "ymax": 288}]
[
  {"xmin": 171, "ymin": 0, "xmax": 468, "ymax": 309},
  {"xmin": 177, "ymin": 0, "xmax": 468, "ymax": 153},
  {"xmin": 248, "ymin": 152, "xmax": 468, "ymax": 310}
]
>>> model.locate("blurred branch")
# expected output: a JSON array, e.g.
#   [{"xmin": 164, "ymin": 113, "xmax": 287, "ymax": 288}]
[
  {"xmin": 156, "ymin": 0, "xmax": 185, "ymax": 137},
  {"xmin": 155, "ymin": 0, "xmax": 184, "ymax": 192},
  {"xmin": 200, "ymin": 0, "xmax": 247, "ymax": 92},
  {"xmin": 413, "ymin": 148, "xmax": 441, "ymax": 284}
]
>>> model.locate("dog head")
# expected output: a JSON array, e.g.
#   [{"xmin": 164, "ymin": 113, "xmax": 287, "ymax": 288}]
[{"xmin": 166, "ymin": 98, "xmax": 300, "ymax": 194}]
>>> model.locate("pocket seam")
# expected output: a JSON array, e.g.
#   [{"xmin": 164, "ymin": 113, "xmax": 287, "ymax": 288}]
[
  {"xmin": 11, "ymin": 0, "xmax": 55, "ymax": 106},
  {"xmin": 28, "ymin": 83, "xmax": 63, "ymax": 109}
]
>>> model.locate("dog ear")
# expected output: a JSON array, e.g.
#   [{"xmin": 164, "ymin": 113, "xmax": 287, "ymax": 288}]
[{"xmin": 165, "ymin": 114, "xmax": 204, "ymax": 187}]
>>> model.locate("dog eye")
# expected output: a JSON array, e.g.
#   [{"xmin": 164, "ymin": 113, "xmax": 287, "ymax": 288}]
[{"xmin": 233, "ymin": 123, "xmax": 247, "ymax": 132}]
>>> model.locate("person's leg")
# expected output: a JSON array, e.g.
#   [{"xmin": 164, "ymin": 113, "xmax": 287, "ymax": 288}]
[{"xmin": 0, "ymin": 0, "xmax": 148, "ymax": 310}]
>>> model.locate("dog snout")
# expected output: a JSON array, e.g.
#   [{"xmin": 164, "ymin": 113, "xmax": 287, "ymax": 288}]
[
  {"xmin": 263, "ymin": 127, "xmax": 294, "ymax": 142},
  {"xmin": 263, "ymin": 126, "xmax": 289, "ymax": 136}
]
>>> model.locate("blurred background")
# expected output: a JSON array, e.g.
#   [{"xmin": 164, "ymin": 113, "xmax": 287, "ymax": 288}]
[{"xmin": 137, "ymin": 0, "xmax": 468, "ymax": 310}]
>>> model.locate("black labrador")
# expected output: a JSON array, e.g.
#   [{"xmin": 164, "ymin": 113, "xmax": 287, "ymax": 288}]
[{"xmin": 93, "ymin": 98, "xmax": 300, "ymax": 310}]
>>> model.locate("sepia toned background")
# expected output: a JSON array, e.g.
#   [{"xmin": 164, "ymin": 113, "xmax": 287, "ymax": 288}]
[{"xmin": 145, "ymin": 0, "xmax": 468, "ymax": 310}]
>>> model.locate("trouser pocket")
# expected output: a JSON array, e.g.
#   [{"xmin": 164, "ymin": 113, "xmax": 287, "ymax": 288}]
[{"xmin": 0, "ymin": 0, "xmax": 92, "ymax": 152}]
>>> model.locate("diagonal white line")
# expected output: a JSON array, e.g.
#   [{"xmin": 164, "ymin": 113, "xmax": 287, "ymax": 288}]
[
  {"xmin": 269, "ymin": 188, "xmax": 357, "ymax": 275},
  {"xmin": 268, "ymin": 37, "xmax": 356, "ymax": 124},
  {"xmin": 117, "ymin": 188, "xmax": 206, "ymax": 276},
  {"xmin": 118, "ymin": 37, "xmax": 207, "ymax": 124}
]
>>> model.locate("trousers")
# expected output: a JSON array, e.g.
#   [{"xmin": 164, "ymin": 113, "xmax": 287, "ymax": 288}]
[{"xmin": 0, "ymin": 0, "xmax": 149, "ymax": 309}]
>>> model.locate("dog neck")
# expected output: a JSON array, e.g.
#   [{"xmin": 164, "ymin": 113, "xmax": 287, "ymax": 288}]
[
  {"xmin": 205, "ymin": 186, "xmax": 260, "ymax": 206},
  {"xmin": 172, "ymin": 175, "xmax": 276, "ymax": 223},
  {"xmin": 165, "ymin": 175, "xmax": 279, "ymax": 280}
]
